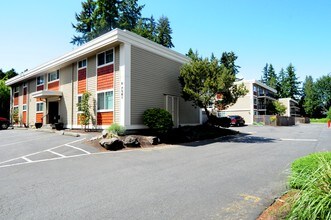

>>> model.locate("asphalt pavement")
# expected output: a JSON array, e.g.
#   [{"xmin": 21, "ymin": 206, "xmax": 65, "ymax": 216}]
[{"xmin": 0, "ymin": 124, "xmax": 330, "ymax": 219}]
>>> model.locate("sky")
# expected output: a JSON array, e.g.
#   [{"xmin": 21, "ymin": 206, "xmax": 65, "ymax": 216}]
[{"xmin": 1, "ymin": 0, "xmax": 331, "ymax": 82}]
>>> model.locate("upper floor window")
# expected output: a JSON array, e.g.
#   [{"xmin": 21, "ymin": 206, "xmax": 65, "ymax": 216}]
[
  {"xmin": 48, "ymin": 70, "xmax": 59, "ymax": 82},
  {"xmin": 97, "ymin": 49, "xmax": 113, "ymax": 67},
  {"xmin": 37, "ymin": 76, "xmax": 44, "ymax": 86},
  {"xmin": 13, "ymin": 86, "xmax": 19, "ymax": 93},
  {"xmin": 78, "ymin": 59, "xmax": 87, "ymax": 69},
  {"xmin": 23, "ymin": 82, "xmax": 27, "ymax": 88}
]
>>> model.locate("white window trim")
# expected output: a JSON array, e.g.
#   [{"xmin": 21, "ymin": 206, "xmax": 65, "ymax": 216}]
[
  {"xmin": 96, "ymin": 89, "xmax": 114, "ymax": 113},
  {"xmin": 13, "ymin": 86, "xmax": 19, "ymax": 94},
  {"xmin": 47, "ymin": 70, "xmax": 60, "ymax": 83},
  {"xmin": 78, "ymin": 58, "xmax": 87, "ymax": 70},
  {"xmin": 36, "ymin": 75, "xmax": 45, "ymax": 87},
  {"xmin": 23, "ymin": 82, "xmax": 27, "ymax": 88},
  {"xmin": 96, "ymin": 48, "xmax": 114, "ymax": 68},
  {"xmin": 36, "ymin": 102, "xmax": 44, "ymax": 113},
  {"xmin": 23, "ymin": 104, "xmax": 27, "ymax": 112}
]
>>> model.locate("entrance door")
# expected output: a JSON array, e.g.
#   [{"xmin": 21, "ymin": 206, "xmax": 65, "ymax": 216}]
[
  {"xmin": 48, "ymin": 102, "xmax": 59, "ymax": 124},
  {"xmin": 166, "ymin": 95, "xmax": 179, "ymax": 127}
]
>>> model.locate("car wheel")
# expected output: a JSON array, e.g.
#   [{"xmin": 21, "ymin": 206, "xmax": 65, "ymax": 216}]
[{"xmin": 1, "ymin": 123, "xmax": 8, "ymax": 130}]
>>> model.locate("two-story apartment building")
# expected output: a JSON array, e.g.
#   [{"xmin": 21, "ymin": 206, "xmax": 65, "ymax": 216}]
[
  {"xmin": 6, "ymin": 29, "xmax": 201, "ymax": 130},
  {"xmin": 278, "ymin": 98, "xmax": 300, "ymax": 117},
  {"xmin": 219, "ymin": 80, "xmax": 277, "ymax": 124}
]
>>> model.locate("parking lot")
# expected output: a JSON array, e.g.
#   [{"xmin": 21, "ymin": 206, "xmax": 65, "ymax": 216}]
[
  {"xmin": 0, "ymin": 129, "xmax": 101, "ymax": 168},
  {"xmin": 0, "ymin": 124, "xmax": 330, "ymax": 219}
]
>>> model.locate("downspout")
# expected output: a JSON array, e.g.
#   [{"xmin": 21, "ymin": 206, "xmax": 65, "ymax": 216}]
[{"xmin": 71, "ymin": 63, "xmax": 74, "ymax": 129}]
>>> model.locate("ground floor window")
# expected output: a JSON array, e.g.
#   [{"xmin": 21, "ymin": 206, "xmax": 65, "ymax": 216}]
[
  {"xmin": 97, "ymin": 90, "xmax": 113, "ymax": 111},
  {"xmin": 36, "ymin": 102, "xmax": 44, "ymax": 112},
  {"xmin": 23, "ymin": 105, "xmax": 27, "ymax": 111},
  {"xmin": 77, "ymin": 95, "xmax": 82, "ymax": 112}
]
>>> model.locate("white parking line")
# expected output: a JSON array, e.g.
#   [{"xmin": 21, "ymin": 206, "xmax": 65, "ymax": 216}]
[
  {"xmin": 65, "ymin": 144, "xmax": 91, "ymax": 154},
  {"xmin": 47, "ymin": 150, "xmax": 66, "ymax": 158},
  {"xmin": 0, "ymin": 138, "xmax": 86, "ymax": 166},
  {"xmin": 280, "ymin": 138, "xmax": 318, "ymax": 142}
]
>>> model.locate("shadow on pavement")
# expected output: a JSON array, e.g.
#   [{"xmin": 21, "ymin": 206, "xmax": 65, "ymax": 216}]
[{"xmin": 179, "ymin": 133, "xmax": 278, "ymax": 147}]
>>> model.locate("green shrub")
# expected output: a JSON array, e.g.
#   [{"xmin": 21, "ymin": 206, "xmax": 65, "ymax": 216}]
[
  {"xmin": 143, "ymin": 108, "xmax": 173, "ymax": 133},
  {"xmin": 287, "ymin": 155, "xmax": 331, "ymax": 219},
  {"xmin": 289, "ymin": 152, "xmax": 331, "ymax": 189},
  {"xmin": 310, "ymin": 118, "xmax": 328, "ymax": 123},
  {"xmin": 107, "ymin": 123, "xmax": 126, "ymax": 136}
]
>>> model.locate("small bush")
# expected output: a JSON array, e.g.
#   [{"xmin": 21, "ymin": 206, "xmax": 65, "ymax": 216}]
[
  {"xmin": 288, "ymin": 154, "xmax": 331, "ymax": 219},
  {"xmin": 270, "ymin": 115, "xmax": 276, "ymax": 122},
  {"xmin": 289, "ymin": 152, "xmax": 331, "ymax": 189},
  {"xmin": 107, "ymin": 123, "xmax": 126, "ymax": 136},
  {"xmin": 207, "ymin": 115, "xmax": 231, "ymax": 128},
  {"xmin": 143, "ymin": 108, "xmax": 173, "ymax": 133}
]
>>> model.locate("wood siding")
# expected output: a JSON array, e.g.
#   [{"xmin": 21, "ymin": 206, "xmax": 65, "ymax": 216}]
[
  {"xmin": 97, "ymin": 64, "xmax": 114, "ymax": 91},
  {"xmin": 130, "ymin": 46, "xmax": 200, "ymax": 125},
  {"xmin": 37, "ymin": 85, "xmax": 44, "ymax": 91},
  {"xmin": 13, "ymin": 93, "xmax": 19, "ymax": 106},
  {"xmin": 48, "ymin": 81, "xmax": 59, "ymax": 91},
  {"xmin": 97, "ymin": 112, "xmax": 113, "ymax": 125},
  {"xmin": 22, "ymin": 111, "xmax": 27, "ymax": 124},
  {"xmin": 78, "ymin": 68, "xmax": 86, "ymax": 94}
]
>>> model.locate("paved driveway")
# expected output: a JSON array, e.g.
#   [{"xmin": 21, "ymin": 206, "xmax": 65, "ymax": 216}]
[{"xmin": 0, "ymin": 124, "xmax": 330, "ymax": 219}]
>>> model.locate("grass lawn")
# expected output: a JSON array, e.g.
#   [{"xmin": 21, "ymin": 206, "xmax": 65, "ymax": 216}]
[{"xmin": 310, "ymin": 118, "xmax": 329, "ymax": 123}]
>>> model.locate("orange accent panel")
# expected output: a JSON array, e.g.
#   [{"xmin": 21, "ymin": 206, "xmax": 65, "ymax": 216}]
[
  {"xmin": 22, "ymin": 111, "xmax": 27, "ymax": 124},
  {"xmin": 36, "ymin": 113, "xmax": 43, "ymax": 123},
  {"xmin": 37, "ymin": 85, "xmax": 44, "ymax": 91},
  {"xmin": 97, "ymin": 64, "xmax": 114, "ymax": 91},
  {"xmin": 48, "ymin": 81, "xmax": 59, "ymax": 91},
  {"xmin": 78, "ymin": 68, "xmax": 87, "ymax": 94},
  {"xmin": 13, "ymin": 93, "xmax": 19, "ymax": 106},
  {"xmin": 97, "ymin": 112, "xmax": 113, "ymax": 125},
  {"xmin": 23, "ymin": 87, "xmax": 27, "ymax": 104}
]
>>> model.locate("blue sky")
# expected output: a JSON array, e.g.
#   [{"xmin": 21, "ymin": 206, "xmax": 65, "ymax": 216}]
[{"xmin": 1, "ymin": 0, "xmax": 330, "ymax": 82}]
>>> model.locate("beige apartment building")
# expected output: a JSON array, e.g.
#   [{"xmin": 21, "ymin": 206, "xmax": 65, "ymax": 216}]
[
  {"xmin": 219, "ymin": 80, "xmax": 277, "ymax": 124},
  {"xmin": 278, "ymin": 98, "xmax": 300, "ymax": 117},
  {"xmin": 6, "ymin": 29, "xmax": 201, "ymax": 130}
]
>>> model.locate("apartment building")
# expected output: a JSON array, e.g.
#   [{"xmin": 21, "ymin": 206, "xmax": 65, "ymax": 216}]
[
  {"xmin": 278, "ymin": 98, "xmax": 300, "ymax": 117},
  {"xmin": 6, "ymin": 29, "xmax": 201, "ymax": 130},
  {"xmin": 219, "ymin": 80, "xmax": 277, "ymax": 124}
]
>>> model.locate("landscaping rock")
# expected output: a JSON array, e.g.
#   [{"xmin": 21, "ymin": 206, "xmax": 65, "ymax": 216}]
[
  {"xmin": 146, "ymin": 136, "xmax": 159, "ymax": 145},
  {"xmin": 99, "ymin": 138, "xmax": 124, "ymax": 151},
  {"xmin": 123, "ymin": 136, "xmax": 140, "ymax": 147},
  {"xmin": 102, "ymin": 129, "xmax": 109, "ymax": 138}
]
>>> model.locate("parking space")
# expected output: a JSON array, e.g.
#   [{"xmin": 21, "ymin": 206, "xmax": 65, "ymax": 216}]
[{"xmin": 0, "ymin": 129, "xmax": 101, "ymax": 168}]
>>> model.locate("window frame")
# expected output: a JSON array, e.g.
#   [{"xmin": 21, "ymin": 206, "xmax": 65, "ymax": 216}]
[
  {"xmin": 48, "ymin": 70, "xmax": 59, "ymax": 83},
  {"xmin": 97, "ymin": 49, "xmax": 114, "ymax": 68},
  {"xmin": 23, "ymin": 104, "xmax": 27, "ymax": 111},
  {"xmin": 36, "ymin": 76, "xmax": 45, "ymax": 86},
  {"xmin": 13, "ymin": 86, "xmax": 19, "ymax": 94},
  {"xmin": 78, "ymin": 59, "xmax": 87, "ymax": 70},
  {"xmin": 96, "ymin": 89, "xmax": 114, "ymax": 112},
  {"xmin": 36, "ymin": 102, "xmax": 44, "ymax": 113}
]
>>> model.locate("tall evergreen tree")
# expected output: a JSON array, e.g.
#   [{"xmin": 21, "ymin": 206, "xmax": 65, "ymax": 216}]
[
  {"xmin": 285, "ymin": 63, "xmax": 301, "ymax": 100},
  {"xmin": 118, "ymin": 0, "xmax": 144, "ymax": 30},
  {"xmin": 277, "ymin": 68, "xmax": 288, "ymax": 98},
  {"xmin": 315, "ymin": 74, "xmax": 331, "ymax": 113},
  {"xmin": 267, "ymin": 64, "xmax": 277, "ymax": 89},
  {"xmin": 155, "ymin": 16, "xmax": 174, "ymax": 48},
  {"xmin": 220, "ymin": 52, "xmax": 240, "ymax": 75},
  {"xmin": 94, "ymin": 0, "xmax": 120, "ymax": 36},
  {"xmin": 71, "ymin": 0, "xmax": 97, "ymax": 45},
  {"xmin": 132, "ymin": 16, "xmax": 156, "ymax": 41},
  {"xmin": 261, "ymin": 63, "xmax": 269, "ymax": 84}
]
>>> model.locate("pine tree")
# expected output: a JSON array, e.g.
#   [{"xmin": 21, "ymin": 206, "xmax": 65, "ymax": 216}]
[
  {"xmin": 186, "ymin": 48, "xmax": 199, "ymax": 60},
  {"xmin": 94, "ymin": 0, "xmax": 120, "ymax": 36},
  {"xmin": 156, "ymin": 16, "xmax": 174, "ymax": 48},
  {"xmin": 118, "ymin": 0, "xmax": 144, "ymax": 30},
  {"xmin": 286, "ymin": 63, "xmax": 301, "ymax": 100},
  {"xmin": 132, "ymin": 16, "xmax": 156, "ymax": 41},
  {"xmin": 277, "ymin": 68, "xmax": 287, "ymax": 98},
  {"xmin": 220, "ymin": 52, "xmax": 240, "ymax": 75},
  {"xmin": 303, "ymin": 76, "xmax": 320, "ymax": 117},
  {"xmin": 261, "ymin": 63, "xmax": 269, "ymax": 84},
  {"xmin": 267, "ymin": 64, "xmax": 277, "ymax": 89},
  {"xmin": 71, "ymin": 0, "xmax": 97, "ymax": 45}
]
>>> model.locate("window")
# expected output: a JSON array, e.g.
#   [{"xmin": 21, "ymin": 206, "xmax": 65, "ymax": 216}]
[
  {"xmin": 77, "ymin": 95, "xmax": 82, "ymax": 112},
  {"xmin": 36, "ymin": 102, "xmax": 43, "ymax": 112},
  {"xmin": 37, "ymin": 76, "xmax": 44, "ymax": 85},
  {"xmin": 97, "ymin": 49, "xmax": 113, "ymax": 66},
  {"xmin": 13, "ymin": 86, "xmax": 19, "ymax": 93},
  {"xmin": 97, "ymin": 91, "xmax": 113, "ymax": 111},
  {"xmin": 78, "ymin": 59, "xmax": 87, "ymax": 69},
  {"xmin": 23, "ymin": 82, "xmax": 27, "ymax": 88},
  {"xmin": 23, "ymin": 105, "xmax": 27, "ymax": 111},
  {"xmin": 48, "ymin": 71, "xmax": 59, "ymax": 82}
]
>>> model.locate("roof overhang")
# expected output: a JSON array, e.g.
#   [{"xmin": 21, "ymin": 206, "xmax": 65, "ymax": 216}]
[{"xmin": 31, "ymin": 90, "xmax": 63, "ymax": 99}]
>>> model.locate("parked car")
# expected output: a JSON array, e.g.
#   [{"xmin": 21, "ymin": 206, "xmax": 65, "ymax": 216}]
[
  {"xmin": 0, "ymin": 117, "xmax": 10, "ymax": 130},
  {"xmin": 229, "ymin": 115, "xmax": 245, "ymax": 126}
]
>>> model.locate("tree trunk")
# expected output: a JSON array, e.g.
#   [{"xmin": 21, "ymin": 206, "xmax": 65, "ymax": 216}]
[{"xmin": 204, "ymin": 106, "xmax": 211, "ymax": 120}]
